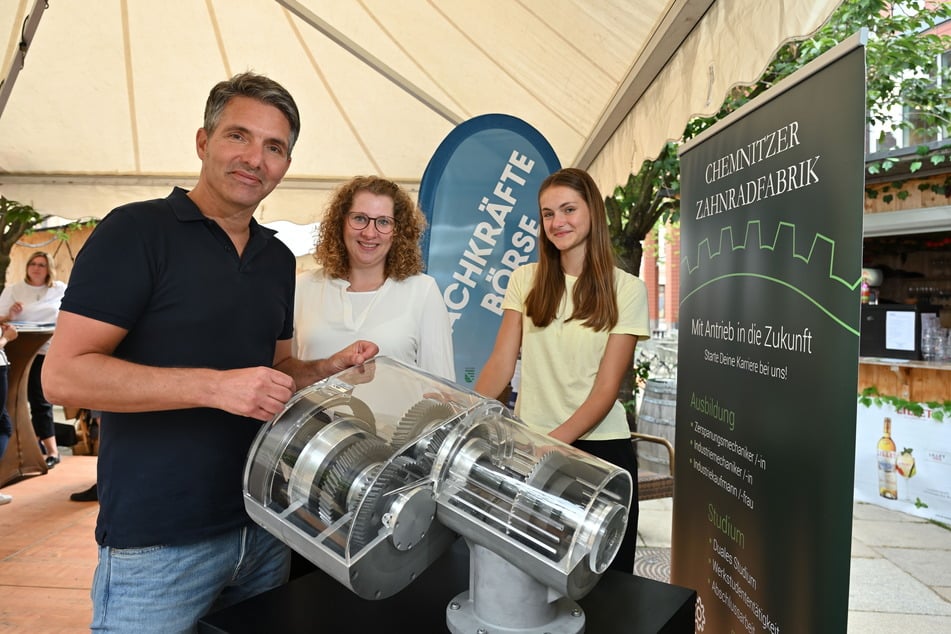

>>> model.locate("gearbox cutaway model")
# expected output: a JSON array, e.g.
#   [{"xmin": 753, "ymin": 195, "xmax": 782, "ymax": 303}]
[{"xmin": 244, "ymin": 357, "xmax": 632, "ymax": 633}]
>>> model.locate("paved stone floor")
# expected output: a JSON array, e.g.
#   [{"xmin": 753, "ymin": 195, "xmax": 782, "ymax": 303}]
[
  {"xmin": 635, "ymin": 497, "xmax": 951, "ymax": 633},
  {"xmin": 3, "ymin": 437, "xmax": 948, "ymax": 633}
]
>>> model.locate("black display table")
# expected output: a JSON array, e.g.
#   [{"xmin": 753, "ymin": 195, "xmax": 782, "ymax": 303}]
[{"xmin": 199, "ymin": 540, "xmax": 696, "ymax": 633}]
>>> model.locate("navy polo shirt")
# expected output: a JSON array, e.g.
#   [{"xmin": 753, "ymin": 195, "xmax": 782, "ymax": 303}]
[{"xmin": 60, "ymin": 188, "xmax": 296, "ymax": 548}]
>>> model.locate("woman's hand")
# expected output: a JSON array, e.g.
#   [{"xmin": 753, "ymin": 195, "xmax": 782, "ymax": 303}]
[
  {"xmin": 0, "ymin": 323, "xmax": 18, "ymax": 346},
  {"xmin": 9, "ymin": 302, "xmax": 22, "ymax": 317}
]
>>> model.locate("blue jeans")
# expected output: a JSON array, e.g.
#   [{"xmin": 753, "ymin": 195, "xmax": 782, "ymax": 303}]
[
  {"xmin": 28, "ymin": 354, "xmax": 55, "ymax": 440},
  {"xmin": 90, "ymin": 523, "xmax": 291, "ymax": 633},
  {"xmin": 0, "ymin": 365, "xmax": 10, "ymax": 460}
]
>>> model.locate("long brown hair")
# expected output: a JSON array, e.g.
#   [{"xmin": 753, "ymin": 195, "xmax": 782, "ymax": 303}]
[
  {"xmin": 524, "ymin": 168, "xmax": 618, "ymax": 331},
  {"xmin": 314, "ymin": 176, "xmax": 426, "ymax": 280}
]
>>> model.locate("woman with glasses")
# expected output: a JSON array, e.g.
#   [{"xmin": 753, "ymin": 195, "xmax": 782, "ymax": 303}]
[{"xmin": 293, "ymin": 175, "xmax": 455, "ymax": 380}]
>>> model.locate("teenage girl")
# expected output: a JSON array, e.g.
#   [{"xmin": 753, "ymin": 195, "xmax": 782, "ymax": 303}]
[{"xmin": 475, "ymin": 167, "xmax": 650, "ymax": 572}]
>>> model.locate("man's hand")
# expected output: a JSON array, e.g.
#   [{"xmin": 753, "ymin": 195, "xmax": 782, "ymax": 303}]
[{"xmin": 211, "ymin": 366, "xmax": 295, "ymax": 421}]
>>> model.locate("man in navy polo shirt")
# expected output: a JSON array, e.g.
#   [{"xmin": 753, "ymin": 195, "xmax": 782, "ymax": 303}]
[{"xmin": 43, "ymin": 72, "xmax": 377, "ymax": 633}]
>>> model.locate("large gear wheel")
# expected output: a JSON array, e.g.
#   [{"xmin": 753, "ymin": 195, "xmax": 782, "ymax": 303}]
[
  {"xmin": 286, "ymin": 418, "xmax": 374, "ymax": 513},
  {"xmin": 390, "ymin": 398, "xmax": 457, "ymax": 448},
  {"xmin": 390, "ymin": 398, "xmax": 457, "ymax": 473},
  {"xmin": 349, "ymin": 456, "xmax": 424, "ymax": 551},
  {"xmin": 316, "ymin": 437, "xmax": 393, "ymax": 526}
]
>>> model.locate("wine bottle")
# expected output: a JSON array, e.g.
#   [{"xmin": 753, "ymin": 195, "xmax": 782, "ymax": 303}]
[{"xmin": 877, "ymin": 417, "xmax": 898, "ymax": 499}]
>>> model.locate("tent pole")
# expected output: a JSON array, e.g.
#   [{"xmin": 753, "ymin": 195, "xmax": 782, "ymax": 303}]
[
  {"xmin": 276, "ymin": 0, "xmax": 463, "ymax": 126},
  {"xmin": 0, "ymin": 0, "xmax": 48, "ymax": 120}
]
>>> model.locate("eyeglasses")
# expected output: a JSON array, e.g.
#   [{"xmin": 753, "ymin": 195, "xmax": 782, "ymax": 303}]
[{"xmin": 347, "ymin": 212, "xmax": 396, "ymax": 234}]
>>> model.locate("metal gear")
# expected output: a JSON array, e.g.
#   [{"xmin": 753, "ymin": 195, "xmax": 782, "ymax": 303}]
[
  {"xmin": 526, "ymin": 450, "xmax": 570, "ymax": 487},
  {"xmin": 408, "ymin": 425, "xmax": 451, "ymax": 473},
  {"xmin": 346, "ymin": 462, "xmax": 384, "ymax": 518},
  {"xmin": 390, "ymin": 398, "xmax": 457, "ymax": 472},
  {"xmin": 390, "ymin": 398, "xmax": 457, "ymax": 448},
  {"xmin": 349, "ymin": 456, "xmax": 423, "ymax": 551},
  {"xmin": 316, "ymin": 437, "xmax": 393, "ymax": 526}
]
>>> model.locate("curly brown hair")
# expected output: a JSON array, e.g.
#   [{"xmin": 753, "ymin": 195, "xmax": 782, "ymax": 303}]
[{"xmin": 314, "ymin": 176, "xmax": 427, "ymax": 280}]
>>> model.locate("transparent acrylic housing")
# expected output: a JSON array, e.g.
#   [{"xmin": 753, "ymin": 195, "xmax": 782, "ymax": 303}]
[{"xmin": 244, "ymin": 357, "xmax": 631, "ymax": 600}]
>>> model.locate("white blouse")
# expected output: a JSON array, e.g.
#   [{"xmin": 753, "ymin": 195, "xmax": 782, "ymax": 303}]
[
  {"xmin": 0, "ymin": 280, "xmax": 66, "ymax": 356},
  {"xmin": 293, "ymin": 269, "xmax": 455, "ymax": 380}
]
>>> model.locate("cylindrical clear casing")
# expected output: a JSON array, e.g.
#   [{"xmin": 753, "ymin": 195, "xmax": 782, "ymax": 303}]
[
  {"xmin": 244, "ymin": 357, "xmax": 631, "ymax": 601},
  {"xmin": 431, "ymin": 401, "xmax": 632, "ymax": 598}
]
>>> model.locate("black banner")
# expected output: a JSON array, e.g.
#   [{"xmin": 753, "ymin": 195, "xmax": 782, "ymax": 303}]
[{"xmin": 673, "ymin": 37, "xmax": 866, "ymax": 633}]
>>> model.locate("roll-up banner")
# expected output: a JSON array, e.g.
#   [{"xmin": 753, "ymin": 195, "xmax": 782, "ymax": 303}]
[
  {"xmin": 419, "ymin": 114, "xmax": 560, "ymax": 385},
  {"xmin": 674, "ymin": 33, "xmax": 867, "ymax": 633}
]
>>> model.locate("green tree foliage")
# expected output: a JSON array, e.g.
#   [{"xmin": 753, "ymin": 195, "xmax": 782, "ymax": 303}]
[
  {"xmin": 606, "ymin": 142, "xmax": 680, "ymax": 275},
  {"xmin": 0, "ymin": 197, "xmax": 49, "ymax": 293},
  {"xmin": 612, "ymin": 0, "xmax": 951, "ymax": 423},
  {"xmin": 610, "ymin": 0, "xmax": 951, "ymax": 278}
]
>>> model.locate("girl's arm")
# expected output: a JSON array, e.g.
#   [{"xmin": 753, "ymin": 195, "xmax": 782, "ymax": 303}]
[{"xmin": 473, "ymin": 309, "xmax": 522, "ymax": 400}]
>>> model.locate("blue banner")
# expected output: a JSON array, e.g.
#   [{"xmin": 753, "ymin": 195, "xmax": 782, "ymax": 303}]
[{"xmin": 419, "ymin": 114, "xmax": 560, "ymax": 385}]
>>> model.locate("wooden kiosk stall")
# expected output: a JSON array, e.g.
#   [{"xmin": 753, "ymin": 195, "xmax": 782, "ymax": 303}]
[
  {"xmin": 0, "ymin": 328, "xmax": 54, "ymax": 487},
  {"xmin": 856, "ymin": 194, "xmax": 951, "ymax": 522},
  {"xmin": 858, "ymin": 358, "xmax": 951, "ymax": 404}
]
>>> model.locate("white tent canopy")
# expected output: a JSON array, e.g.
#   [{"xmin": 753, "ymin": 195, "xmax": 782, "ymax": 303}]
[{"xmin": 1, "ymin": 0, "xmax": 840, "ymax": 225}]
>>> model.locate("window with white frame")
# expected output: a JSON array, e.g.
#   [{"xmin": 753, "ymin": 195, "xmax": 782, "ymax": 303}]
[{"xmin": 868, "ymin": 47, "xmax": 951, "ymax": 153}]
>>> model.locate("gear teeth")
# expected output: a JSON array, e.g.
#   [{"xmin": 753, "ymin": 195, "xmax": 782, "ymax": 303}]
[
  {"xmin": 526, "ymin": 450, "xmax": 568, "ymax": 486},
  {"xmin": 347, "ymin": 462, "xmax": 384, "ymax": 515},
  {"xmin": 414, "ymin": 426, "xmax": 450, "ymax": 471},
  {"xmin": 507, "ymin": 451, "xmax": 570, "ymax": 543},
  {"xmin": 316, "ymin": 437, "xmax": 393, "ymax": 526},
  {"xmin": 349, "ymin": 456, "xmax": 418, "ymax": 551},
  {"xmin": 390, "ymin": 398, "xmax": 456, "ymax": 448}
]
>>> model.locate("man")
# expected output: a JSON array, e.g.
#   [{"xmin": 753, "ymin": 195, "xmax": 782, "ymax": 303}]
[{"xmin": 43, "ymin": 72, "xmax": 377, "ymax": 632}]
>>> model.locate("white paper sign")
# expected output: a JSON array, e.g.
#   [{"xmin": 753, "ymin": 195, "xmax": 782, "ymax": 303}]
[{"xmin": 885, "ymin": 310, "xmax": 916, "ymax": 351}]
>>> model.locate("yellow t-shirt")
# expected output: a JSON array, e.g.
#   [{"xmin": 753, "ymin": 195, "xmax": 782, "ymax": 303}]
[{"xmin": 502, "ymin": 263, "xmax": 650, "ymax": 440}]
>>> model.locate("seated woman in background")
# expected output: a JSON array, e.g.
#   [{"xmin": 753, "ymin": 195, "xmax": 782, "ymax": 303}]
[
  {"xmin": 474, "ymin": 168, "xmax": 650, "ymax": 573},
  {"xmin": 293, "ymin": 175, "xmax": 455, "ymax": 380},
  {"xmin": 0, "ymin": 251, "xmax": 67, "ymax": 468}
]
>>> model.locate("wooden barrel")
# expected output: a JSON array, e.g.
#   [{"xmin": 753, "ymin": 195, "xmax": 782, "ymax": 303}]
[{"xmin": 636, "ymin": 378, "xmax": 677, "ymax": 472}]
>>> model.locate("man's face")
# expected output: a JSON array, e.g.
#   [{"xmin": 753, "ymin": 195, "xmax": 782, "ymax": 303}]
[{"xmin": 195, "ymin": 96, "xmax": 292, "ymax": 212}]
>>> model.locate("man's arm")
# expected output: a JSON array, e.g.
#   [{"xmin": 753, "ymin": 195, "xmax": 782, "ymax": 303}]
[
  {"xmin": 43, "ymin": 311, "xmax": 295, "ymax": 421},
  {"xmin": 272, "ymin": 338, "xmax": 379, "ymax": 389}
]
